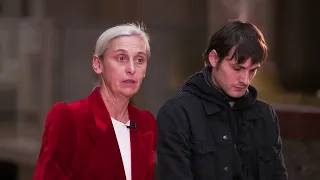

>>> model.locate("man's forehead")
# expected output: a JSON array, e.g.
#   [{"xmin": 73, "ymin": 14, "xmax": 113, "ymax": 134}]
[{"xmin": 230, "ymin": 58, "xmax": 261, "ymax": 69}]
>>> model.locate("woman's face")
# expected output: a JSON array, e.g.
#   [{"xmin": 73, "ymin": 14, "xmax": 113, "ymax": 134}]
[{"xmin": 93, "ymin": 35, "xmax": 148, "ymax": 98}]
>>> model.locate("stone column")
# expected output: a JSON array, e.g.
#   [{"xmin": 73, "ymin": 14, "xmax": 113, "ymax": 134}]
[
  {"xmin": 30, "ymin": 0, "xmax": 44, "ymax": 17},
  {"xmin": 133, "ymin": 0, "xmax": 207, "ymax": 115},
  {"xmin": 1, "ymin": 0, "xmax": 22, "ymax": 17}
]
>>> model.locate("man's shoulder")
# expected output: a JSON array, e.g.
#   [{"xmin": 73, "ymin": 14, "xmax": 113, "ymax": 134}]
[
  {"xmin": 161, "ymin": 91, "xmax": 202, "ymax": 110},
  {"xmin": 254, "ymin": 99, "xmax": 273, "ymax": 109},
  {"xmin": 253, "ymin": 99, "xmax": 277, "ymax": 122},
  {"xmin": 253, "ymin": 99, "xmax": 278, "ymax": 113},
  {"xmin": 157, "ymin": 92, "xmax": 200, "ymax": 132}
]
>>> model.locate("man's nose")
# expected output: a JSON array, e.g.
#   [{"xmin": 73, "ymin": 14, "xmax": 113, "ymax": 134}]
[{"xmin": 239, "ymin": 71, "xmax": 250, "ymax": 86}]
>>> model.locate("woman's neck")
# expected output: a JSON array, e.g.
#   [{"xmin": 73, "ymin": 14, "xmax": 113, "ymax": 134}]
[{"xmin": 99, "ymin": 85, "xmax": 130, "ymax": 123}]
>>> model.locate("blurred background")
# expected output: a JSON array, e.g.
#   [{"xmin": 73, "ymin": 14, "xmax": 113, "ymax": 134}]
[{"xmin": 0, "ymin": 0, "xmax": 319, "ymax": 179}]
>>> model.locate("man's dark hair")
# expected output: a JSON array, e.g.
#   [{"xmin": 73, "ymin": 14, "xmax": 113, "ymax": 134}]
[{"xmin": 203, "ymin": 20, "xmax": 268, "ymax": 66}]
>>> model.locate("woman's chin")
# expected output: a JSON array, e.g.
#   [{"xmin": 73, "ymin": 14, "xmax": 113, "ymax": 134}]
[{"xmin": 120, "ymin": 88, "xmax": 139, "ymax": 98}]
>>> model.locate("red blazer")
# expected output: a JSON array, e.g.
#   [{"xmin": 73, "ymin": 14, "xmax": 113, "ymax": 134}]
[{"xmin": 33, "ymin": 87, "xmax": 157, "ymax": 180}]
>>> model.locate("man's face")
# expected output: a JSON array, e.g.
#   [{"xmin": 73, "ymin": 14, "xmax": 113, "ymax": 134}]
[{"xmin": 209, "ymin": 50, "xmax": 260, "ymax": 98}]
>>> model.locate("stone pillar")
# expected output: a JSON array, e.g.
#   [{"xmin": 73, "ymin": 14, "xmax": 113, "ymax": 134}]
[
  {"xmin": 133, "ymin": 0, "xmax": 207, "ymax": 115},
  {"xmin": 1, "ymin": 0, "xmax": 22, "ymax": 17},
  {"xmin": 136, "ymin": 29, "xmax": 179, "ymax": 115},
  {"xmin": 30, "ymin": 0, "xmax": 44, "ymax": 17}
]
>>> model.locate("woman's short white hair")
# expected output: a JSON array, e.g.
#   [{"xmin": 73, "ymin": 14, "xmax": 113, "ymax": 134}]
[{"xmin": 94, "ymin": 23, "xmax": 151, "ymax": 58}]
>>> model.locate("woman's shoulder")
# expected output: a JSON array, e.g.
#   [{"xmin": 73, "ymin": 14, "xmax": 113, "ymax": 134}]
[
  {"xmin": 47, "ymin": 102, "xmax": 73, "ymax": 122},
  {"xmin": 46, "ymin": 97, "xmax": 90, "ymax": 127},
  {"xmin": 130, "ymin": 104, "xmax": 155, "ymax": 119},
  {"xmin": 140, "ymin": 109, "xmax": 155, "ymax": 121},
  {"xmin": 44, "ymin": 102, "xmax": 75, "ymax": 134},
  {"xmin": 50, "ymin": 97, "xmax": 89, "ymax": 114},
  {"xmin": 129, "ymin": 105, "xmax": 156, "ymax": 130}
]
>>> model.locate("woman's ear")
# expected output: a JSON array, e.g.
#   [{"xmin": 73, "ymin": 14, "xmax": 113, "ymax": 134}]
[
  {"xmin": 92, "ymin": 55, "xmax": 103, "ymax": 74},
  {"xmin": 208, "ymin": 50, "xmax": 219, "ymax": 68}
]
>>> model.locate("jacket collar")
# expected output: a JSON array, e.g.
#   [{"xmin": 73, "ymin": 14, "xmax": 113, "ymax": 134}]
[
  {"xmin": 87, "ymin": 86, "xmax": 140, "ymax": 132},
  {"xmin": 86, "ymin": 86, "xmax": 148, "ymax": 180}
]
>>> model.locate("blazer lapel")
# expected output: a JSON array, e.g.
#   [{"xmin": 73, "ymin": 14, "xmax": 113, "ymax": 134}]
[
  {"xmin": 86, "ymin": 87, "xmax": 126, "ymax": 180},
  {"xmin": 128, "ymin": 104, "xmax": 150, "ymax": 180}
]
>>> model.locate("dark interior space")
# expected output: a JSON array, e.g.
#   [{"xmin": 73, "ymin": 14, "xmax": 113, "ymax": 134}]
[
  {"xmin": 0, "ymin": 161, "xmax": 17, "ymax": 180},
  {"xmin": 274, "ymin": 0, "xmax": 320, "ymax": 95}
]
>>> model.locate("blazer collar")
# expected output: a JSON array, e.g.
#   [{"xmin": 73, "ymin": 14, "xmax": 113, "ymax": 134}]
[
  {"xmin": 87, "ymin": 86, "xmax": 141, "ymax": 131},
  {"xmin": 86, "ymin": 86, "xmax": 148, "ymax": 180}
]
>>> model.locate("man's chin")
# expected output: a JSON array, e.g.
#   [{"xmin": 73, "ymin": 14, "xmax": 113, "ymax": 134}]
[{"xmin": 228, "ymin": 91, "xmax": 246, "ymax": 98}]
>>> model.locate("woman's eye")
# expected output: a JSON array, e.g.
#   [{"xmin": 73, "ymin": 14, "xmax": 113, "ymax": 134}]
[
  {"xmin": 137, "ymin": 58, "xmax": 144, "ymax": 63},
  {"xmin": 118, "ymin": 56, "xmax": 125, "ymax": 61}
]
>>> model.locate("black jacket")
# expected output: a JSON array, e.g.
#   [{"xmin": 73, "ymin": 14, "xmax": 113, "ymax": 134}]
[{"xmin": 156, "ymin": 72, "xmax": 288, "ymax": 180}]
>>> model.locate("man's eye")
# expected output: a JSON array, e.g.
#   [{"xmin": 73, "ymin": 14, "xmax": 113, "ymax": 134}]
[{"xmin": 118, "ymin": 56, "xmax": 125, "ymax": 61}]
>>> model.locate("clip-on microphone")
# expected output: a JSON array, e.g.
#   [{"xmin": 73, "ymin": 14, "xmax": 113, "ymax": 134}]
[{"xmin": 126, "ymin": 120, "xmax": 136, "ymax": 129}]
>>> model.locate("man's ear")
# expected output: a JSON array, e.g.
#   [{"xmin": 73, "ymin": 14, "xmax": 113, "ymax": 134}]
[
  {"xmin": 208, "ymin": 50, "xmax": 219, "ymax": 68},
  {"xmin": 92, "ymin": 55, "xmax": 103, "ymax": 74}
]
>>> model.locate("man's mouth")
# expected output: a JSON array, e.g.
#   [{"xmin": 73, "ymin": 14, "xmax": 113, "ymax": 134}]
[{"xmin": 233, "ymin": 86, "xmax": 246, "ymax": 90}]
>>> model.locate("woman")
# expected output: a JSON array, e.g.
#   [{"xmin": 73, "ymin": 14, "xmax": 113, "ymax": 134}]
[{"xmin": 33, "ymin": 23, "xmax": 157, "ymax": 180}]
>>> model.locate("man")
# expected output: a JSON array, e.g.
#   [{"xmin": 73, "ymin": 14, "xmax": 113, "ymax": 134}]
[{"xmin": 156, "ymin": 21, "xmax": 288, "ymax": 180}]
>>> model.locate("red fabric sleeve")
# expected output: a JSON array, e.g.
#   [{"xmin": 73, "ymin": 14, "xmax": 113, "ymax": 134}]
[{"xmin": 33, "ymin": 102, "xmax": 78, "ymax": 180}]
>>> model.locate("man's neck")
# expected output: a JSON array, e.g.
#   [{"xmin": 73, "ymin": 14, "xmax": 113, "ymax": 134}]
[{"xmin": 208, "ymin": 67, "xmax": 245, "ymax": 103}]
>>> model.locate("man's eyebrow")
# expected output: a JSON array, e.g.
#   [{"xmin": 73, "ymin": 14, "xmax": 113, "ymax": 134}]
[
  {"xmin": 233, "ymin": 64, "xmax": 246, "ymax": 69},
  {"xmin": 233, "ymin": 64, "xmax": 261, "ymax": 70},
  {"xmin": 252, "ymin": 66, "xmax": 260, "ymax": 70},
  {"xmin": 251, "ymin": 64, "xmax": 261, "ymax": 70}
]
